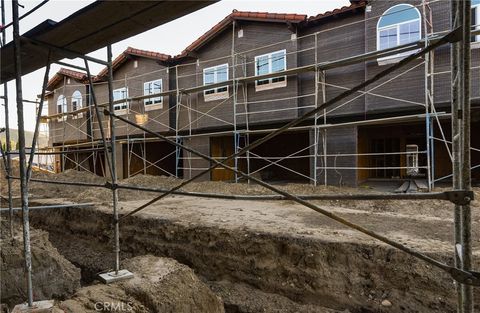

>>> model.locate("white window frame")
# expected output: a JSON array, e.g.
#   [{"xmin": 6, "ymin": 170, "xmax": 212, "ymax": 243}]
[
  {"xmin": 473, "ymin": 1, "xmax": 480, "ymax": 45},
  {"xmin": 56, "ymin": 94, "xmax": 67, "ymax": 122},
  {"xmin": 254, "ymin": 49, "xmax": 287, "ymax": 91},
  {"xmin": 376, "ymin": 4, "xmax": 421, "ymax": 65},
  {"xmin": 203, "ymin": 63, "xmax": 229, "ymax": 102},
  {"xmin": 113, "ymin": 87, "xmax": 129, "ymax": 115},
  {"xmin": 71, "ymin": 90, "xmax": 83, "ymax": 119},
  {"xmin": 143, "ymin": 79, "xmax": 163, "ymax": 111}
]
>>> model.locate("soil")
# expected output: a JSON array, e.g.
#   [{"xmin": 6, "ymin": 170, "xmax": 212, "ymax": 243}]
[
  {"xmin": 207, "ymin": 280, "xmax": 344, "ymax": 313},
  {"xmin": 0, "ymin": 219, "xmax": 81, "ymax": 309},
  {"xmin": 2, "ymin": 163, "xmax": 480, "ymax": 312},
  {"xmin": 28, "ymin": 195, "xmax": 480, "ymax": 313},
  {"xmin": 54, "ymin": 255, "xmax": 224, "ymax": 313}
]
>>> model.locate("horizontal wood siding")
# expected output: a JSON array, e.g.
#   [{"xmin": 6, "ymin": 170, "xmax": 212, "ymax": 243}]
[
  {"xmin": 176, "ymin": 21, "xmax": 298, "ymax": 132},
  {"xmin": 92, "ymin": 57, "xmax": 170, "ymax": 140},
  {"xmin": 298, "ymin": 14, "xmax": 366, "ymax": 118},
  {"xmin": 47, "ymin": 78, "xmax": 89, "ymax": 145}
]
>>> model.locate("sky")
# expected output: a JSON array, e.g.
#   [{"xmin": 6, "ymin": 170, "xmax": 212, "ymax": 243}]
[{"xmin": 0, "ymin": 0, "xmax": 349, "ymax": 132}]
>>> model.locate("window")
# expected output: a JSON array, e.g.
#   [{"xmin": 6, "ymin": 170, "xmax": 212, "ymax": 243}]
[
  {"xmin": 56, "ymin": 95, "xmax": 67, "ymax": 121},
  {"xmin": 71, "ymin": 90, "xmax": 83, "ymax": 119},
  {"xmin": 254, "ymin": 50, "xmax": 286, "ymax": 91},
  {"xmin": 203, "ymin": 64, "xmax": 229, "ymax": 101},
  {"xmin": 113, "ymin": 87, "xmax": 128, "ymax": 113},
  {"xmin": 377, "ymin": 4, "xmax": 421, "ymax": 63},
  {"xmin": 143, "ymin": 79, "xmax": 163, "ymax": 110},
  {"xmin": 473, "ymin": 0, "xmax": 480, "ymax": 43}
]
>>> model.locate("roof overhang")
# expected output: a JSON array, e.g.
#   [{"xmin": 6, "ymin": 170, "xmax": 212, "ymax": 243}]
[{"xmin": 1, "ymin": 0, "xmax": 216, "ymax": 84}]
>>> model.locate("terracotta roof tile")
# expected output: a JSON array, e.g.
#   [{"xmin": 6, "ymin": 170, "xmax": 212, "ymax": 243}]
[
  {"xmin": 307, "ymin": 1, "xmax": 366, "ymax": 23},
  {"xmin": 47, "ymin": 3, "xmax": 366, "ymax": 89},
  {"xmin": 179, "ymin": 10, "xmax": 307, "ymax": 57},
  {"xmin": 96, "ymin": 47, "xmax": 172, "ymax": 80},
  {"xmin": 46, "ymin": 68, "xmax": 86, "ymax": 90}
]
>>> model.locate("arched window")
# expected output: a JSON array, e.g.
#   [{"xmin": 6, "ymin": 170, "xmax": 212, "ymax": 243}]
[
  {"xmin": 377, "ymin": 4, "xmax": 421, "ymax": 51},
  {"xmin": 57, "ymin": 95, "xmax": 67, "ymax": 114},
  {"xmin": 71, "ymin": 90, "xmax": 82, "ymax": 111}
]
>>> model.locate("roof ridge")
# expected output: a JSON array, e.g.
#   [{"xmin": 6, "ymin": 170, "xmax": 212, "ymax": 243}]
[{"xmin": 47, "ymin": 2, "xmax": 366, "ymax": 86}]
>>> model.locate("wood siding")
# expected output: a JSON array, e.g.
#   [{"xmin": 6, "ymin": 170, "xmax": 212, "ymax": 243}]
[
  {"xmin": 92, "ymin": 57, "xmax": 171, "ymax": 141},
  {"xmin": 47, "ymin": 77, "xmax": 89, "ymax": 145}
]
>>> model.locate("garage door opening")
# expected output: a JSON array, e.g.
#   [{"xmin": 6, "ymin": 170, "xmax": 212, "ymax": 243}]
[
  {"xmin": 248, "ymin": 131, "xmax": 311, "ymax": 182},
  {"xmin": 123, "ymin": 140, "xmax": 176, "ymax": 178},
  {"xmin": 358, "ymin": 123, "xmax": 428, "ymax": 181}
]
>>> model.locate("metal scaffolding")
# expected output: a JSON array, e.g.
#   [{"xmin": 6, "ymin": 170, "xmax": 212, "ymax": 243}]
[
  {"xmin": 0, "ymin": 0, "xmax": 478, "ymax": 311},
  {"xmin": 34, "ymin": 0, "xmax": 480, "ymax": 189}
]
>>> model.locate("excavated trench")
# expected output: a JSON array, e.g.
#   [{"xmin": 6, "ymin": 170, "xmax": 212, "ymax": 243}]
[{"xmin": 25, "ymin": 203, "xmax": 479, "ymax": 313}]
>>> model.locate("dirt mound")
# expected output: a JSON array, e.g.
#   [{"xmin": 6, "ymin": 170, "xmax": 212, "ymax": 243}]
[
  {"xmin": 0, "ymin": 219, "xmax": 81, "ymax": 309},
  {"xmin": 54, "ymin": 255, "xmax": 224, "ymax": 313},
  {"xmin": 31, "ymin": 203, "xmax": 480, "ymax": 313},
  {"xmin": 208, "ymin": 280, "xmax": 343, "ymax": 313},
  {"xmin": 2, "ymin": 161, "xmax": 479, "ymax": 220}
]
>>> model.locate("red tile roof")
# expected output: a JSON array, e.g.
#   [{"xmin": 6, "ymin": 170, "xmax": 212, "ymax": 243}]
[
  {"xmin": 308, "ymin": 1, "xmax": 366, "ymax": 23},
  {"xmin": 46, "ymin": 68, "xmax": 86, "ymax": 90},
  {"xmin": 96, "ymin": 47, "xmax": 171, "ymax": 80},
  {"xmin": 179, "ymin": 10, "xmax": 308, "ymax": 57},
  {"xmin": 46, "ymin": 3, "xmax": 367, "ymax": 89}
]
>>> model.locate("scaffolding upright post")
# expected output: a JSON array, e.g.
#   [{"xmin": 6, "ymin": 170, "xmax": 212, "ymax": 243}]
[
  {"xmin": 451, "ymin": 0, "xmax": 473, "ymax": 312},
  {"xmin": 106, "ymin": 45, "xmax": 120, "ymax": 275},
  {"xmin": 241, "ymin": 54, "xmax": 251, "ymax": 183},
  {"xmin": 313, "ymin": 34, "xmax": 319, "ymax": 186},
  {"xmin": 27, "ymin": 54, "xmax": 51, "ymax": 180},
  {"xmin": 423, "ymin": 0, "xmax": 435, "ymax": 191},
  {"xmin": 231, "ymin": 21, "xmax": 239, "ymax": 182},
  {"xmin": 12, "ymin": 0, "xmax": 34, "ymax": 306},
  {"xmin": 460, "ymin": 1, "xmax": 473, "ymax": 311},
  {"xmin": 1, "ymin": 0, "xmax": 14, "ymax": 239},
  {"xmin": 175, "ymin": 65, "xmax": 181, "ymax": 178},
  {"xmin": 321, "ymin": 71, "xmax": 327, "ymax": 187}
]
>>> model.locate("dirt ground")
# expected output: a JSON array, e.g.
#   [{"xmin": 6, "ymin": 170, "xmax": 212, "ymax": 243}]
[
  {"xmin": 1, "ymin": 163, "xmax": 480, "ymax": 312},
  {"xmin": 54, "ymin": 255, "xmax": 224, "ymax": 313},
  {"xmin": 0, "ymin": 219, "xmax": 81, "ymax": 309}
]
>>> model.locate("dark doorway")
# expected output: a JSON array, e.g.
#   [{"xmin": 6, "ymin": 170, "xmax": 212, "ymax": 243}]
[{"xmin": 123, "ymin": 140, "xmax": 176, "ymax": 178}]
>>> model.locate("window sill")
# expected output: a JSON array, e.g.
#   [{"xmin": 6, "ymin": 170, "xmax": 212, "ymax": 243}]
[
  {"xmin": 204, "ymin": 91, "xmax": 229, "ymax": 102},
  {"xmin": 472, "ymin": 41, "xmax": 480, "ymax": 49},
  {"xmin": 377, "ymin": 49, "xmax": 420, "ymax": 66},
  {"xmin": 255, "ymin": 80, "xmax": 287, "ymax": 92},
  {"xmin": 145, "ymin": 104, "xmax": 163, "ymax": 111}
]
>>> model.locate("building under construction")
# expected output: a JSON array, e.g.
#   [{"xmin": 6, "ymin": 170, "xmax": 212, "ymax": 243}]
[
  {"xmin": 1, "ymin": 0, "xmax": 479, "ymax": 312},
  {"xmin": 40, "ymin": 0, "xmax": 480, "ymax": 190}
]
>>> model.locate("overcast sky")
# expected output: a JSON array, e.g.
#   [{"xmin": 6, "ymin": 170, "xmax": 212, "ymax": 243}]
[{"xmin": 0, "ymin": 0, "xmax": 349, "ymax": 132}]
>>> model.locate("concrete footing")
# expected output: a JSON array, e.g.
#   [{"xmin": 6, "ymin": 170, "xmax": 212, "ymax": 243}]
[
  {"xmin": 12, "ymin": 300, "xmax": 54, "ymax": 313},
  {"xmin": 98, "ymin": 269, "xmax": 134, "ymax": 284}
]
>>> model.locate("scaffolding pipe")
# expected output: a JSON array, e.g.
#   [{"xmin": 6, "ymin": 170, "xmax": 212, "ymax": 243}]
[
  {"xmin": 460, "ymin": 0, "xmax": 473, "ymax": 311},
  {"xmin": 451, "ymin": 0, "xmax": 463, "ymax": 310},
  {"xmin": 106, "ymin": 45, "xmax": 121, "ymax": 275},
  {"xmin": 451, "ymin": 1, "xmax": 474, "ymax": 311},
  {"xmin": 110, "ymin": 108, "xmax": 480, "ymax": 288},
  {"xmin": 7, "ymin": 174, "xmax": 475, "ymax": 203},
  {"xmin": 12, "ymin": 0, "xmax": 33, "ymax": 306},
  {"xmin": 110, "ymin": 28, "xmax": 457, "ymax": 222},
  {"xmin": 27, "ymin": 54, "xmax": 51, "ymax": 181},
  {"xmin": 1, "ymin": 0, "xmax": 14, "ymax": 239},
  {"xmin": 0, "ymin": 202, "xmax": 94, "ymax": 212}
]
